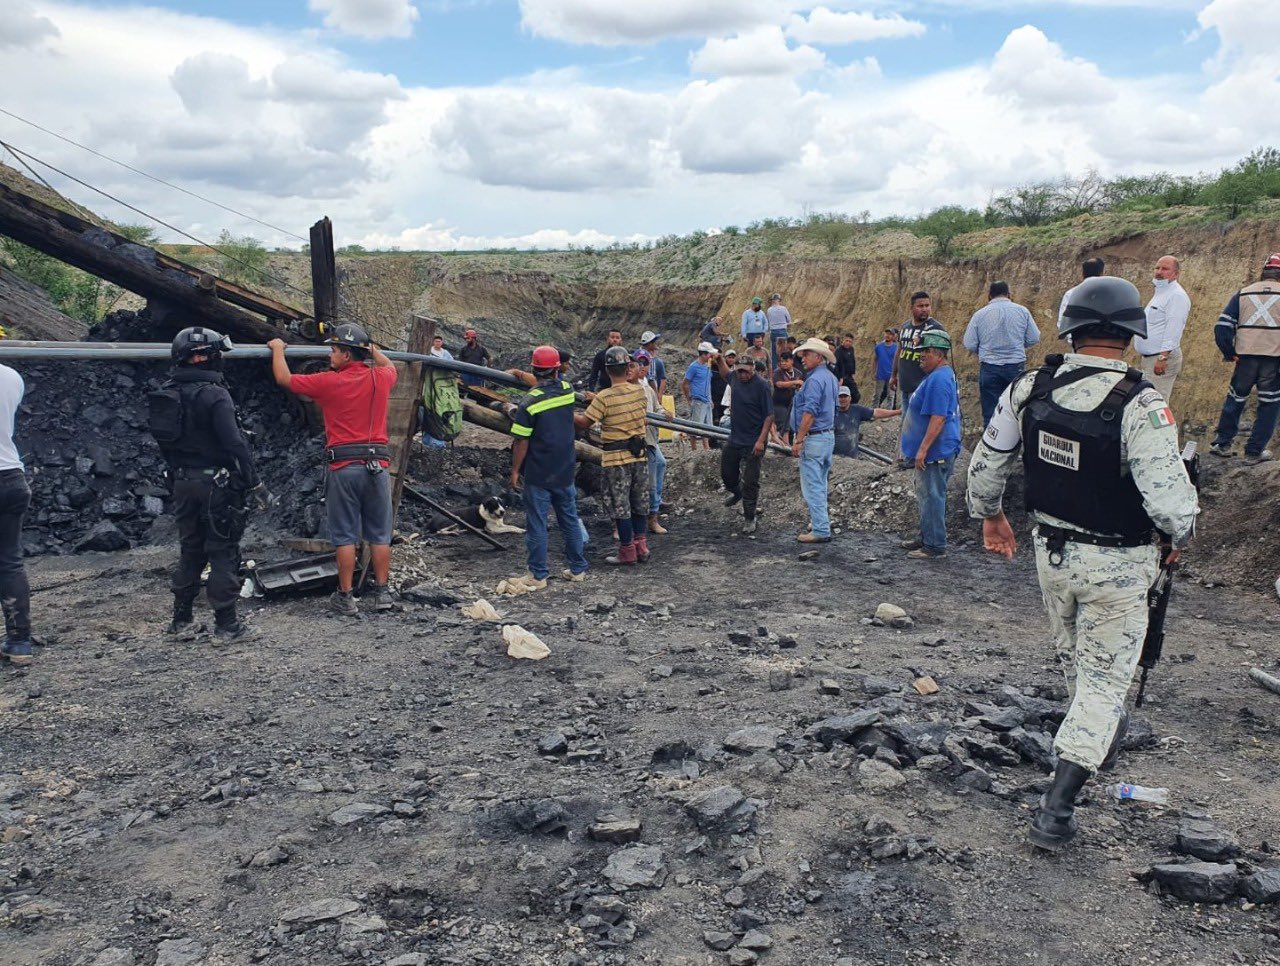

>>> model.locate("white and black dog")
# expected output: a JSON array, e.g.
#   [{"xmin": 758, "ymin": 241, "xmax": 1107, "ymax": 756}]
[{"xmin": 422, "ymin": 496, "xmax": 525, "ymax": 536}]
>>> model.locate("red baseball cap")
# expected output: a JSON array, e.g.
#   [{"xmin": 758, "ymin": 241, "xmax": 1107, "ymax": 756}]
[
  {"xmin": 1265, "ymin": 253, "xmax": 1280, "ymax": 270},
  {"xmin": 464, "ymin": 328, "xmax": 477, "ymax": 338}
]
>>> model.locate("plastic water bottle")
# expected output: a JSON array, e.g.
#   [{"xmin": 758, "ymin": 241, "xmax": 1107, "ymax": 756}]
[{"xmin": 1107, "ymin": 783, "xmax": 1169, "ymax": 804}]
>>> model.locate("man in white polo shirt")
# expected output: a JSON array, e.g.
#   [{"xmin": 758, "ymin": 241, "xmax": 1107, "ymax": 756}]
[
  {"xmin": 0, "ymin": 362, "xmax": 33, "ymax": 665},
  {"xmin": 1134, "ymin": 255, "xmax": 1191, "ymax": 404}
]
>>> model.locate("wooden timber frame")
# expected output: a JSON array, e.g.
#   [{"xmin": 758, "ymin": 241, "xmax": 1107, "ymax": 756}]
[{"xmin": 386, "ymin": 315, "xmax": 435, "ymax": 518}]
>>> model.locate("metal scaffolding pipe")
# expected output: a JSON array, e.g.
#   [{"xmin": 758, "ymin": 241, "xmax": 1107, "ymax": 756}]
[
  {"xmin": 0, "ymin": 340, "xmax": 530, "ymax": 389},
  {"xmin": 648, "ymin": 412, "xmax": 894, "ymax": 465}
]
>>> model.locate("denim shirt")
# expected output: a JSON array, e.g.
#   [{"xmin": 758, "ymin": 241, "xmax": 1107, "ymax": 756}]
[{"xmin": 790, "ymin": 364, "xmax": 838, "ymax": 434}]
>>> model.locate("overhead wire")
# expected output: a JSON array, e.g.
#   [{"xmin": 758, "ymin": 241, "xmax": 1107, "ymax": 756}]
[
  {"xmin": 0, "ymin": 140, "xmax": 102, "ymax": 226},
  {"xmin": 0, "ymin": 106, "xmax": 309, "ymax": 242}
]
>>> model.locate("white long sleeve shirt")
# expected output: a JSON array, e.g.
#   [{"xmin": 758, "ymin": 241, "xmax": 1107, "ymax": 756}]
[
  {"xmin": 1134, "ymin": 280, "xmax": 1191, "ymax": 356},
  {"xmin": 0, "ymin": 365, "xmax": 25, "ymax": 472}
]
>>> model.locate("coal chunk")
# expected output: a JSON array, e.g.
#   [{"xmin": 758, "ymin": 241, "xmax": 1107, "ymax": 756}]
[
  {"xmin": 1175, "ymin": 817, "xmax": 1238, "ymax": 862},
  {"xmin": 76, "ymin": 520, "xmax": 130, "ymax": 552},
  {"xmin": 1149, "ymin": 862, "xmax": 1239, "ymax": 903},
  {"xmin": 1241, "ymin": 868, "xmax": 1280, "ymax": 905},
  {"xmin": 685, "ymin": 785, "xmax": 757, "ymax": 834}
]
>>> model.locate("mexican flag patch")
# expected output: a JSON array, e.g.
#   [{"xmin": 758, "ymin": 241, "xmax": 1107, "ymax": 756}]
[{"xmin": 1148, "ymin": 407, "xmax": 1176, "ymax": 429}]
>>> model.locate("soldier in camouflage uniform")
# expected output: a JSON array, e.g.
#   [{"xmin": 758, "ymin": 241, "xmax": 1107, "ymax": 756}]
[{"xmin": 965, "ymin": 276, "xmax": 1198, "ymax": 851}]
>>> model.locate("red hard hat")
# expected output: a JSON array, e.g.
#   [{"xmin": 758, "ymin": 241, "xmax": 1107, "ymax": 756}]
[
  {"xmin": 465, "ymin": 328, "xmax": 478, "ymax": 339},
  {"xmin": 531, "ymin": 345, "xmax": 561, "ymax": 369},
  {"xmin": 1265, "ymin": 253, "xmax": 1280, "ymax": 270}
]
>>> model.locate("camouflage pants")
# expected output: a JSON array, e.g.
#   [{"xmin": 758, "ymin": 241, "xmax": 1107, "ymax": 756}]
[
  {"xmin": 601, "ymin": 460, "xmax": 649, "ymax": 521},
  {"xmin": 1034, "ymin": 531, "xmax": 1159, "ymax": 773}
]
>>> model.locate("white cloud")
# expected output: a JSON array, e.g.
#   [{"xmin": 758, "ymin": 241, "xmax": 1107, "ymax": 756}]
[
  {"xmin": 358, "ymin": 221, "xmax": 653, "ymax": 250},
  {"xmin": 785, "ymin": 9, "xmax": 925, "ymax": 45},
  {"xmin": 518, "ymin": 0, "xmax": 787, "ymax": 45},
  {"xmin": 987, "ymin": 25, "xmax": 1115, "ymax": 107},
  {"xmin": 308, "ymin": 0, "xmax": 419, "ymax": 39},
  {"xmin": 672, "ymin": 79, "xmax": 820, "ymax": 174},
  {"xmin": 828, "ymin": 55, "xmax": 882, "ymax": 82},
  {"xmin": 690, "ymin": 27, "xmax": 825, "ymax": 77},
  {"xmin": 0, "ymin": 1, "xmax": 58, "ymax": 48},
  {"xmin": 431, "ymin": 87, "xmax": 670, "ymax": 190}
]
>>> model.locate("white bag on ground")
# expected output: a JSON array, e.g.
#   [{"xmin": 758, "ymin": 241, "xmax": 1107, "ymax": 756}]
[
  {"xmin": 461, "ymin": 599, "xmax": 501, "ymax": 621},
  {"xmin": 503, "ymin": 624, "xmax": 550, "ymax": 660}
]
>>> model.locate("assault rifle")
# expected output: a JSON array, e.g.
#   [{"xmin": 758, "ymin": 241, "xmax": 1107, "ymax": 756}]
[{"xmin": 1135, "ymin": 441, "xmax": 1200, "ymax": 708}]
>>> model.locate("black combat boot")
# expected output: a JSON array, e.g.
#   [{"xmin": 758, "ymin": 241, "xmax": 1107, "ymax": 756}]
[
  {"xmin": 166, "ymin": 596, "xmax": 197, "ymax": 636},
  {"xmin": 1029, "ymin": 760, "xmax": 1091, "ymax": 852},
  {"xmin": 213, "ymin": 606, "xmax": 254, "ymax": 642},
  {"xmin": 1098, "ymin": 709, "xmax": 1130, "ymax": 773}
]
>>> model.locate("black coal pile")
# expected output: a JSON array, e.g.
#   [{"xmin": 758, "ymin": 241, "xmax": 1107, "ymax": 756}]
[{"xmin": 15, "ymin": 311, "xmax": 338, "ymax": 555}]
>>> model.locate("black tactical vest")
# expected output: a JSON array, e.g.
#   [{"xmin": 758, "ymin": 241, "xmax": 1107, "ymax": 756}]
[{"xmin": 1019, "ymin": 358, "xmax": 1155, "ymax": 538}]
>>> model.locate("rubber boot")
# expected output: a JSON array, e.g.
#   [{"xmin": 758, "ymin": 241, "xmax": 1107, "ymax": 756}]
[
  {"xmin": 1029, "ymin": 760, "xmax": 1091, "ymax": 852},
  {"xmin": 647, "ymin": 513, "xmax": 668, "ymax": 535},
  {"xmin": 1098, "ymin": 708, "xmax": 1129, "ymax": 773},
  {"xmin": 605, "ymin": 542, "xmax": 637, "ymax": 566},
  {"xmin": 213, "ymin": 606, "xmax": 254, "ymax": 642},
  {"xmin": 166, "ymin": 595, "xmax": 197, "ymax": 636},
  {"xmin": 634, "ymin": 535, "xmax": 651, "ymax": 563}
]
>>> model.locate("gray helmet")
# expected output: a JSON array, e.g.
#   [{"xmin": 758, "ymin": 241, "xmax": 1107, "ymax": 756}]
[
  {"xmin": 171, "ymin": 326, "xmax": 232, "ymax": 362},
  {"xmin": 604, "ymin": 345, "xmax": 631, "ymax": 370},
  {"xmin": 1060, "ymin": 277, "xmax": 1147, "ymax": 340},
  {"xmin": 325, "ymin": 322, "xmax": 371, "ymax": 349}
]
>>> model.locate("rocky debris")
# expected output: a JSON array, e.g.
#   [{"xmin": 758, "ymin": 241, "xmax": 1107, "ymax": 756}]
[
  {"xmin": 858, "ymin": 759, "xmax": 906, "ymax": 794},
  {"xmin": 728, "ymin": 949, "xmax": 759, "ymax": 965},
  {"xmin": 329, "ymin": 802, "xmax": 391, "ymax": 826},
  {"xmin": 248, "ymin": 845, "xmax": 290, "ymax": 868},
  {"xmin": 1004, "ymin": 727, "xmax": 1055, "ymax": 772},
  {"xmin": 92, "ymin": 949, "xmax": 136, "ymax": 966},
  {"xmin": 740, "ymin": 929, "xmax": 773, "ymax": 950},
  {"xmin": 804, "ymin": 709, "xmax": 883, "ymax": 747},
  {"xmin": 154, "ymin": 938, "xmax": 207, "ymax": 966},
  {"xmin": 577, "ymin": 894, "xmax": 636, "ymax": 946},
  {"xmin": 1175, "ymin": 816, "xmax": 1238, "ymax": 861},
  {"xmin": 585, "ymin": 595, "xmax": 618, "ymax": 614},
  {"xmin": 1147, "ymin": 862, "xmax": 1240, "ymax": 903},
  {"xmin": 685, "ymin": 785, "xmax": 758, "ymax": 835},
  {"xmin": 536, "ymin": 731, "xmax": 570, "ymax": 755},
  {"xmin": 1241, "ymin": 868, "xmax": 1280, "ymax": 904},
  {"xmin": 509, "ymin": 798, "xmax": 569, "ymax": 836},
  {"xmin": 704, "ymin": 930, "xmax": 737, "ymax": 951},
  {"xmin": 797, "ymin": 550, "xmax": 820, "ymax": 561},
  {"xmin": 279, "ymin": 897, "xmax": 362, "ymax": 926},
  {"xmin": 590, "ymin": 811, "xmax": 642, "ymax": 844},
  {"xmin": 912, "ymin": 676, "xmax": 940, "ymax": 695},
  {"xmin": 874, "ymin": 602, "xmax": 914, "ymax": 628},
  {"xmin": 76, "ymin": 520, "xmax": 130, "ymax": 552},
  {"xmin": 602, "ymin": 845, "xmax": 667, "ymax": 890},
  {"xmin": 723, "ymin": 725, "xmax": 784, "ymax": 753},
  {"xmin": 819, "ymin": 678, "xmax": 841, "ymax": 695}
]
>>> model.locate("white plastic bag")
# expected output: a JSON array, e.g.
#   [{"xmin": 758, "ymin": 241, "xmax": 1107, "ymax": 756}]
[
  {"xmin": 503, "ymin": 624, "xmax": 550, "ymax": 660},
  {"xmin": 461, "ymin": 599, "xmax": 501, "ymax": 622}
]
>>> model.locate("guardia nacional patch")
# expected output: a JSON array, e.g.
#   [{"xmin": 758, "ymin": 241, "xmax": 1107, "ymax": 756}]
[{"xmin": 1148, "ymin": 407, "xmax": 1176, "ymax": 429}]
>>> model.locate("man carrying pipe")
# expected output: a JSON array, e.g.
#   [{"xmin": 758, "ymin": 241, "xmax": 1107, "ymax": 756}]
[{"xmin": 268, "ymin": 326, "xmax": 398, "ymax": 617}]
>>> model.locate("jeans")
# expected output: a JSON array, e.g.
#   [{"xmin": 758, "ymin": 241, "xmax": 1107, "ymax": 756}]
[
  {"xmin": 770, "ymin": 331, "xmax": 787, "ymax": 368},
  {"xmin": 0, "ymin": 470, "xmax": 32, "ymax": 643},
  {"xmin": 523, "ymin": 484, "xmax": 588, "ymax": 579},
  {"xmin": 1213, "ymin": 356, "xmax": 1280, "ymax": 457},
  {"xmin": 798, "ymin": 432, "xmax": 835, "ymax": 537},
  {"xmin": 914, "ymin": 456, "xmax": 956, "ymax": 552},
  {"xmin": 978, "ymin": 361, "xmax": 1025, "ymax": 426},
  {"xmin": 172, "ymin": 478, "xmax": 245, "ymax": 611},
  {"xmin": 720, "ymin": 442, "xmax": 763, "ymax": 519},
  {"xmin": 875, "ymin": 379, "xmax": 891, "ymax": 406},
  {"xmin": 647, "ymin": 444, "xmax": 666, "ymax": 514}
]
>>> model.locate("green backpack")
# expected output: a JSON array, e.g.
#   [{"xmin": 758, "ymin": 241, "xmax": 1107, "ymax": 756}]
[{"xmin": 421, "ymin": 369, "xmax": 463, "ymax": 442}]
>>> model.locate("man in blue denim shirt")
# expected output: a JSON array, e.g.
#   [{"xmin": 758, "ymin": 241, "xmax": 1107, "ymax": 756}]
[
  {"xmin": 789, "ymin": 338, "xmax": 839, "ymax": 543},
  {"xmin": 901, "ymin": 331, "xmax": 962, "ymax": 559}
]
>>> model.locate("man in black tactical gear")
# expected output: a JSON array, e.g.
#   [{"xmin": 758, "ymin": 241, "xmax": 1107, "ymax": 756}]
[
  {"xmin": 966, "ymin": 276, "xmax": 1197, "ymax": 852},
  {"xmin": 151, "ymin": 326, "xmax": 261, "ymax": 641}
]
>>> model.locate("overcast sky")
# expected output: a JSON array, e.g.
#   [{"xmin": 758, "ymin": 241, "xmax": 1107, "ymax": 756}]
[{"xmin": 0, "ymin": 0, "xmax": 1271, "ymax": 250}]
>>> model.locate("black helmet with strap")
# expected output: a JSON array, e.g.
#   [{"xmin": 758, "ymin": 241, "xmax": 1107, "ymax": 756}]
[
  {"xmin": 171, "ymin": 326, "xmax": 233, "ymax": 362},
  {"xmin": 324, "ymin": 322, "xmax": 372, "ymax": 349},
  {"xmin": 1059, "ymin": 277, "xmax": 1147, "ymax": 341}
]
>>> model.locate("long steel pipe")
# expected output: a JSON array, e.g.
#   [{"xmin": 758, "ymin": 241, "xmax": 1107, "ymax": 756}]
[{"xmin": 651, "ymin": 411, "xmax": 894, "ymax": 464}]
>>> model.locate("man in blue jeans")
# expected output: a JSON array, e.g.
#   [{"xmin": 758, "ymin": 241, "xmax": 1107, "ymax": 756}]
[
  {"xmin": 789, "ymin": 337, "xmax": 839, "ymax": 543},
  {"xmin": 509, "ymin": 346, "xmax": 588, "ymax": 587},
  {"xmin": 901, "ymin": 331, "xmax": 962, "ymax": 559},
  {"xmin": 682, "ymin": 342, "xmax": 717, "ymax": 450},
  {"xmin": 0, "ymin": 362, "xmax": 33, "ymax": 665},
  {"xmin": 962, "ymin": 280, "xmax": 1040, "ymax": 426}
]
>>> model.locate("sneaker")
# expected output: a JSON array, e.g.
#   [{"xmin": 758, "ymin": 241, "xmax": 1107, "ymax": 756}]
[
  {"xmin": 797, "ymin": 532, "xmax": 832, "ymax": 544},
  {"xmin": 1209, "ymin": 443, "xmax": 1234, "ymax": 458},
  {"xmin": 1, "ymin": 639, "xmax": 33, "ymax": 666},
  {"xmin": 900, "ymin": 538, "xmax": 924, "ymax": 551},
  {"xmin": 213, "ymin": 621, "xmax": 257, "ymax": 642},
  {"xmin": 510, "ymin": 574, "xmax": 548, "ymax": 591},
  {"xmin": 742, "ymin": 517, "xmax": 758, "ymax": 534},
  {"xmin": 370, "ymin": 584, "xmax": 396, "ymax": 611},
  {"xmin": 906, "ymin": 547, "xmax": 946, "ymax": 559},
  {"xmin": 1244, "ymin": 449, "xmax": 1274, "ymax": 466},
  {"xmin": 329, "ymin": 591, "xmax": 359, "ymax": 617},
  {"xmin": 562, "ymin": 569, "xmax": 587, "ymax": 582},
  {"xmin": 724, "ymin": 491, "xmax": 742, "ymax": 507},
  {"xmin": 166, "ymin": 618, "xmax": 195, "ymax": 636}
]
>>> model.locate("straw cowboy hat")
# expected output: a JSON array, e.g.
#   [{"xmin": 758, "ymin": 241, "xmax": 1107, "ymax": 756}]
[{"xmin": 795, "ymin": 336, "xmax": 835, "ymax": 364}]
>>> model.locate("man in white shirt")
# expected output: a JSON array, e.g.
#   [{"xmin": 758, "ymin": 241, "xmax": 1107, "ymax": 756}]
[
  {"xmin": 0, "ymin": 364, "xmax": 33, "ymax": 665},
  {"xmin": 1134, "ymin": 255, "xmax": 1191, "ymax": 404}
]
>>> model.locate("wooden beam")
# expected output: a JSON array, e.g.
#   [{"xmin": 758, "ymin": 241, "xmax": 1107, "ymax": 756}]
[
  {"xmin": 0, "ymin": 182, "xmax": 299, "ymax": 342},
  {"xmin": 387, "ymin": 316, "xmax": 432, "ymax": 518},
  {"xmin": 309, "ymin": 217, "xmax": 337, "ymax": 334},
  {"xmin": 461, "ymin": 400, "xmax": 603, "ymax": 464}
]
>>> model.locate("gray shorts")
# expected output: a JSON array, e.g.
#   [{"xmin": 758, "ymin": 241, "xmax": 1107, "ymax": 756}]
[
  {"xmin": 690, "ymin": 399, "xmax": 713, "ymax": 425},
  {"xmin": 326, "ymin": 463, "xmax": 393, "ymax": 546}
]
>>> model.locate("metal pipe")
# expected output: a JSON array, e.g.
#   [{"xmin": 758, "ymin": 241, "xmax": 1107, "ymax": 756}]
[
  {"xmin": 645, "ymin": 414, "xmax": 793, "ymax": 456},
  {"xmin": 0, "ymin": 340, "xmax": 530, "ymax": 389}
]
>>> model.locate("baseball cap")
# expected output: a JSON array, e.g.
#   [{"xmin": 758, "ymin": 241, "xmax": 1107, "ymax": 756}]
[
  {"xmin": 697, "ymin": 341, "xmax": 716, "ymax": 354},
  {"xmin": 640, "ymin": 330, "xmax": 661, "ymax": 345},
  {"xmin": 734, "ymin": 354, "xmax": 754, "ymax": 370},
  {"xmin": 770, "ymin": 293, "xmax": 782, "ymax": 300},
  {"xmin": 838, "ymin": 386, "xmax": 852, "ymax": 397},
  {"xmin": 751, "ymin": 296, "xmax": 763, "ymax": 306},
  {"xmin": 632, "ymin": 350, "xmax": 651, "ymax": 365}
]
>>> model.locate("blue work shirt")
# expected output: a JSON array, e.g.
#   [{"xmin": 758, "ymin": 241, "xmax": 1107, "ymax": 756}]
[
  {"xmin": 874, "ymin": 341, "xmax": 897, "ymax": 380},
  {"xmin": 509, "ymin": 379, "xmax": 577, "ymax": 490},
  {"xmin": 962, "ymin": 297, "xmax": 1040, "ymax": 365},
  {"xmin": 741, "ymin": 308, "xmax": 768, "ymax": 338},
  {"xmin": 683, "ymin": 360, "xmax": 712, "ymax": 402},
  {"xmin": 790, "ymin": 364, "xmax": 838, "ymax": 434},
  {"xmin": 901, "ymin": 365, "xmax": 961, "ymax": 462}
]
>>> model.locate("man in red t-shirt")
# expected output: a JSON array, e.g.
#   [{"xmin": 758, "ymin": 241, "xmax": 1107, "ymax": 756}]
[{"xmin": 268, "ymin": 324, "xmax": 398, "ymax": 616}]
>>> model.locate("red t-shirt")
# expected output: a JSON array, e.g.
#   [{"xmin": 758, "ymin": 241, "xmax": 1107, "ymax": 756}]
[{"xmin": 289, "ymin": 363, "xmax": 399, "ymax": 469}]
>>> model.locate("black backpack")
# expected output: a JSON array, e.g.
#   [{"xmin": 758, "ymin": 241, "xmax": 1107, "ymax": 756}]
[{"xmin": 148, "ymin": 381, "xmax": 214, "ymax": 446}]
